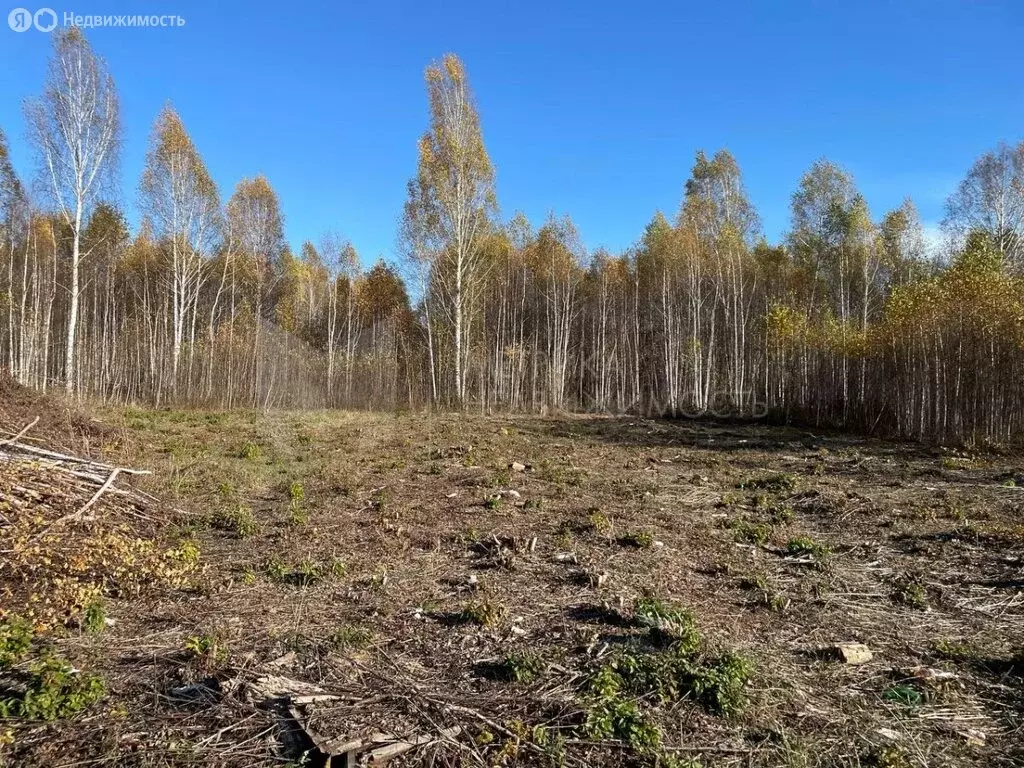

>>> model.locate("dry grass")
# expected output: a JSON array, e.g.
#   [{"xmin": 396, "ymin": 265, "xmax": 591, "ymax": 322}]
[{"xmin": 2, "ymin": 405, "xmax": 1023, "ymax": 767}]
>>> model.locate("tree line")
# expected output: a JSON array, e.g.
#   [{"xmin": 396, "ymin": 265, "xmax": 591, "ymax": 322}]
[{"xmin": 2, "ymin": 30, "xmax": 1023, "ymax": 443}]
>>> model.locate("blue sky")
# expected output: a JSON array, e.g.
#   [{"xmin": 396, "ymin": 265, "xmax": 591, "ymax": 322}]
[{"xmin": 1, "ymin": 0, "xmax": 1022, "ymax": 265}]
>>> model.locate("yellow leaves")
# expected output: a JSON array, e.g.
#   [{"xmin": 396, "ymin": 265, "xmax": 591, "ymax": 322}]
[
  {"xmin": 765, "ymin": 303, "xmax": 809, "ymax": 344},
  {"xmin": 415, "ymin": 53, "xmax": 495, "ymax": 233},
  {"xmin": 878, "ymin": 253, "xmax": 1024, "ymax": 345},
  {"xmin": 1, "ymin": 515, "xmax": 196, "ymax": 631},
  {"xmin": 441, "ymin": 52, "xmax": 465, "ymax": 82},
  {"xmin": 503, "ymin": 343, "xmax": 524, "ymax": 362}
]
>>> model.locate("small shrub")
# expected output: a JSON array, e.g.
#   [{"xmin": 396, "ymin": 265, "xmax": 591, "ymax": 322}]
[
  {"xmin": 634, "ymin": 597, "xmax": 700, "ymax": 650},
  {"xmin": 687, "ymin": 650, "xmax": 752, "ymax": 716},
  {"xmin": 238, "ymin": 442, "xmax": 262, "ymax": 460},
  {"xmin": 185, "ymin": 631, "xmax": 228, "ymax": 670},
  {"xmin": 0, "ymin": 618, "xmax": 33, "ymax": 667},
  {"xmin": 293, "ymin": 559, "xmax": 325, "ymax": 587},
  {"xmin": 586, "ymin": 642, "xmax": 753, "ymax": 721},
  {"xmin": 82, "ymin": 600, "xmax": 106, "ymax": 634},
  {"xmin": 893, "ymin": 576, "xmax": 928, "ymax": 610},
  {"xmin": 584, "ymin": 697, "xmax": 660, "ymax": 752},
  {"xmin": 370, "ymin": 566, "xmax": 389, "ymax": 590},
  {"xmin": 786, "ymin": 536, "xmax": 830, "ymax": 559},
  {"xmin": 584, "ymin": 644, "xmax": 748, "ymax": 747},
  {"xmin": 462, "ymin": 599, "xmax": 508, "ymax": 628},
  {"xmin": 739, "ymin": 574, "xmax": 787, "ymax": 612},
  {"xmin": 169, "ymin": 537, "xmax": 201, "ymax": 567},
  {"xmin": 264, "ymin": 555, "xmax": 289, "ymax": 581},
  {"xmin": 731, "ymin": 519, "xmax": 771, "ymax": 546},
  {"xmin": 212, "ymin": 504, "xmax": 259, "ymax": 538},
  {"xmin": 287, "ymin": 500, "xmax": 309, "ymax": 527},
  {"xmin": 587, "ymin": 510, "xmax": 612, "ymax": 535},
  {"xmin": 475, "ymin": 729, "xmax": 495, "ymax": 745},
  {"xmin": 930, "ymin": 638, "xmax": 981, "ymax": 662},
  {"xmin": 288, "ymin": 481, "xmax": 305, "ymax": 501},
  {"xmin": 0, "ymin": 655, "xmax": 104, "ymax": 720},
  {"xmin": 767, "ymin": 504, "xmax": 794, "ymax": 524},
  {"xmin": 499, "ymin": 650, "xmax": 545, "ymax": 683},
  {"xmin": 863, "ymin": 746, "xmax": 913, "ymax": 768},
  {"xmin": 484, "ymin": 495, "xmax": 501, "ymax": 510}
]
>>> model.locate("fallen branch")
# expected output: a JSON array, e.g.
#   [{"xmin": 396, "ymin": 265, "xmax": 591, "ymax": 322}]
[
  {"xmin": 61, "ymin": 467, "xmax": 122, "ymax": 523},
  {"xmin": 0, "ymin": 417, "xmax": 39, "ymax": 447},
  {"xmin": 367, "ymin": 726, "xmax": 462, "ymax": 764}
]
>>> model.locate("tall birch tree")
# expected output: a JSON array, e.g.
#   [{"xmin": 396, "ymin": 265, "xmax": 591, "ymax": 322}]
[
  {"xmin": 405, "ymin": 54, "xmax": 496, "ymax": 406},
  {"xmin": 25, "ymin": 27, "xmax": 120, "ymax": 395},
  {"xmin": 140, "ymin": 105, "xmax": 220, "ymax": 388}
]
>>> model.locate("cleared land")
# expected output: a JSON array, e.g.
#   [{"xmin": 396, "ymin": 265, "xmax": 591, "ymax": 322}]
[{"xmin": 1, "ymin": 396, "xmax": 1023, "ymax": 767}]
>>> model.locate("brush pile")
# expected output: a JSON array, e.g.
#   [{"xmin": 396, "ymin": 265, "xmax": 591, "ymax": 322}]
[{"xmin": 0, "ymin": 403, "xmax": 196, "ymax": 630}]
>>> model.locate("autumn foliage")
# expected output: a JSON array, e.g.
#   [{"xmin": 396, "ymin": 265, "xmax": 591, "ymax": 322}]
[{"xmin": 2, "ymin": 37, "xmax": 1024, "ymax": 444}]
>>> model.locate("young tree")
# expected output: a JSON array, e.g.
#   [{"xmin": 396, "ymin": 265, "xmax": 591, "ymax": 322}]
[
  {"xmin": 140, "ymin": 105, "xmax": 220, "ymax": 388},
  {"xmin": 25, "ymin": 27, "xmax": 120, "ymax": 395},
  {"xmin": 879, "ymin": 198, "xmax": 927, "ymax": 289},
  {"xmin": 404, "ymin": 53, "xmax": 497, "ymax": 406},
  {"xmin": 680, "ymin": 150, "xmax": 759, "ymax": 412},
  {"xmin": 225, "ymin": 175, "xmax": 284, "ymax": 406}
]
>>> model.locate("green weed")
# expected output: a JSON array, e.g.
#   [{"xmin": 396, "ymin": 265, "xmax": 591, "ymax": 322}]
[
  {"xmin": 212, "ymin": 504, "xmax": 259, "ymax": 538},
  {"xmin": 498, "ymin": 650, "xmax": 545, "ymax": 683},
  {"xmin": 0, "ymin": 655, "xmax": 104, "ymax": 720},
  {"xmin": 238, "ymin": 442, "xmax": 262, "ymax": 460},
  {"xmin": 731, "ymin": 518, "xmax": 771, "ymax": 546},
  {"xmin": 584, "ymin": 697, "xmax": 661, "ymax": 752},
  {"xmin": 634, "ymin": 597, "xmax": 700, "ymax": 650},
  {"xmin": 893, "ymin": 575, "xmax": 928, "ymax": 610},
  {"xmin": 882, "ymin": 684, "xmax": 923, "ymax": 707},
  {"xmin": 82, "ymin": 600, "xmax": 106, "ymax": 634},
  {"xmin": 0, "ymin": 618, "xmax": 33, "ymax": 667},
  {"xmin": 786, "ymin": 536, "xmax": 830, "ymax": 559},
  {"xmin": 184, "ymin": 631, "xmax": 229, "ymax": 670}
]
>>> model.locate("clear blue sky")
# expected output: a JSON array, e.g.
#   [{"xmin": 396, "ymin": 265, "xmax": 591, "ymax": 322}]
[{"xmin": 1, "ymin": 0, "xmax": 1022, "ymax": 264}]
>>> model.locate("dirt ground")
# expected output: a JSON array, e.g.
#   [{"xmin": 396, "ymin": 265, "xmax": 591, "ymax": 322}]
[{"xmin": 2, "ymin": 403, "xmax": 1023, "ymax": 767}]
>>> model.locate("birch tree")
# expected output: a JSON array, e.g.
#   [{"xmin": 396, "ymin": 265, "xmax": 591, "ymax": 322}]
[
  {"xmin": 405, "ymin": 54, "xmax": 496, "ymax": 406},
  {"xmin": 140, "ymin": 105, "xmax": 220, "ymax": 389},
  {"xmin": 225, "ymin": 176, "xmax": 284, "ymax": 406},
  {"xmin": 943, "ymin": 141, "xmax": 1024, "ymax": 270},
  {"xmin": 25, "ymin": 27, "xmax": 120, "ymax": 395}
]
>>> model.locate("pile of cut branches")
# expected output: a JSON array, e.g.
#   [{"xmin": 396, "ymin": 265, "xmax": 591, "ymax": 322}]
[{"xmin": 0, "ymin": 417, "xmax": 197, "ymax": 630}]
